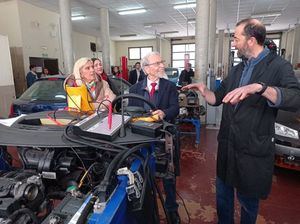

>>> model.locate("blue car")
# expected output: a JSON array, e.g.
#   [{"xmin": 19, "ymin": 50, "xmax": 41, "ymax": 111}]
[{"xmin": 9, "ymin": 75, "xmax": 131, "ymax": 117}]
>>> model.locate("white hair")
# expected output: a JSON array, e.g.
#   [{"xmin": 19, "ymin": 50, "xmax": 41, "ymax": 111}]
[
  {"xmin": 73, "ymin": 57, "xmax": 92, "ymax": 86},
  {"xmin": 141, "ymin": 51, "xmax": 161, "ymax": 70}
]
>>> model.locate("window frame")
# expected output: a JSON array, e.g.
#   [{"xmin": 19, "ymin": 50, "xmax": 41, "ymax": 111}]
[
  {"xmin": 128, "ymin": 46, "xmax": 153, "ymax": 60},
  {"xmin": 171, "ymin": 43, "xmax": 195, "ymax": 72}
]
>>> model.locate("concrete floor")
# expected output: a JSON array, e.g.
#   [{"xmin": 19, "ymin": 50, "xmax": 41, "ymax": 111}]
[{"xmin": 170, "ymin": 126, "xmax": 300, "ymax": 224}]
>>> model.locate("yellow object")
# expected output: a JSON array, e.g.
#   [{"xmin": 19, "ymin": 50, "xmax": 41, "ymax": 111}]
[
  {"xmin": 65, "ymin": 85, "xmax": 94, "ymax": 112},
  {"xmin": 40, "ymin": 118, "xmax": 72, "ymax": 125},
  {"xmin": 131, "ymin": 114, "xmax": 160, "ymax": 123}
]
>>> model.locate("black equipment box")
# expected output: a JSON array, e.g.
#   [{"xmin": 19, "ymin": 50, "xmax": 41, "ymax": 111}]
[{"xmin": 131, "ymin": 121, "xmax": 162, "ymax": 137}]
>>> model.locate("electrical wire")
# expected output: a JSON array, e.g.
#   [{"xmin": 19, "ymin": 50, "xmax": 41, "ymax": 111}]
[
  {"xmin": 150, "ymin": 170, "xmax": 164, "ymax": 224},
  {"xmin": 70, "ymin": 147, "xmax": 93, "ymax": 188},
  {"xmin": 78, "ymin": 162, "xmax": 102, "ymax": 189},
  {"xmin": 176, "ymin": 190, "xmax": 191, "ymax": 224}
]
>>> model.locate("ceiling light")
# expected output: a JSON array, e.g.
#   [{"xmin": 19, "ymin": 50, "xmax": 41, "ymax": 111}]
[
  {"xmin": 173, "ymin": 3, "xmax": 196, "ymax": 10},
  {"xmin": 120, "ymin": 34, "xmax": 137, "ymax": 37},
  {"xmin": 118, "ymin": 8, "xmax": 147, "ymax": 15},
  {"xmin": 251, "ymin": 11, "xmax": 281, "ymax": 18},
  {"xmin": 71, "ymin": 15, "xmax": 86, "ymax": 21}
]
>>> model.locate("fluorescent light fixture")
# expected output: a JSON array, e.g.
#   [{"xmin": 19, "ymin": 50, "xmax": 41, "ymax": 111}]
[
  {"xmin": 118, "ymin": 8, "xmax": 147, "ymax": 15},
  {"xmin": 251, "ymin": 11, "xmax": 281, "ymax": 18},
  {"xmin": 71, "ymin": 15, "xmax": 86, "ymax": 21},
  {"xmin": 187, "ymin": 19, "xmax": 196, "ymax": 24},
  {"xmin": 174, "ymin": 3, "xmax": 196, "ymax": 9},
  {"xmin": 159, "ymin": 31, "xmax": 179, "ymax": 35},
  {"xmin": 120, "ymin": 34, "xmax": 137, "ymax": 37}
]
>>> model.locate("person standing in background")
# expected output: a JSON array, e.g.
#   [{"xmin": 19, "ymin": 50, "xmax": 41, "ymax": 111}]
[
  {"xmin": 112, "ymin": 66, "xmax": 122, "ymax": 79},
  {"xmin": 129, "ymin": 62, "xmax": 146, "ymax": 85},
  {"xmin": 26, "ymin": 64, "xmax": 37, "ymax": 88},
  {"xmin": 178, "ymin": 63, "xmax": 194, "ymax": 86},
  {"xmin": 41, "ymin": 67, "xmax": 49, "ymax": 78}
]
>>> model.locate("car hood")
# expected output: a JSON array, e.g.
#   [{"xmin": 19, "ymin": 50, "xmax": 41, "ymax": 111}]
[
  {"xmin": 276, "ymin": 109, "xmax": 300, "ymax": 131},
  {"xmin": 13, "ymin": 99, "xmax": 67, "ymax": 114}
]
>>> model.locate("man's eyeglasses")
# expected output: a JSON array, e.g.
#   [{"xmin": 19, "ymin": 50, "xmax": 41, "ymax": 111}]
[{"xmin": 145, "ymin": 60, "xmax": 165, "ymax": 67}]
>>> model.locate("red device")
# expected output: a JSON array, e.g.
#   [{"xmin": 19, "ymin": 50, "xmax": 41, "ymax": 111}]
[
  {"xmin": 108, "ymin": 102, "xmax": 112, "ymax": 130},
  {"xmin": 121, "ymin": 56, "xmax": 128, "ymax": 81}
]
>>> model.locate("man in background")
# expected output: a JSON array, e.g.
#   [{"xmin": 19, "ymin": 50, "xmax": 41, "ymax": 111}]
[
  {"xmin": 26, "ymin": 64, "xmax": 37, "ymax": 88},
  {"xmin": 129, "ymin": 62, "xmax": 146, "ymax": 85},
  {"xmin": 178, "ymin": 62, "xmax": 194, "ymax": 86}
]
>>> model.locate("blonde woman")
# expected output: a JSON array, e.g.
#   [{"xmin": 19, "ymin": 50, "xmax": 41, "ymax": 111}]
[{"xmin": 65, "ymin": 57, "xmax": 115, "ymax": 111}]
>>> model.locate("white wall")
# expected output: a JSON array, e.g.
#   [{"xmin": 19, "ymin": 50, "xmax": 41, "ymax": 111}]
[
  {"xmin": 0, "ymin": 35, "xmax": 16, "ymax": 117},
  {"xmin": 161, "ymin": 39, "xmax": 171, "ymax": 67},
  {"xmin": 0, "ymin": 0, "xmax": 23, "ymax": 47},
  {"xmin": 0, "ymin": 35, "xmax": 15, "ymax": 86},
  {"xmin": 110, "ymin": 40, "xmax": 116, "ymax": 66},
  {"xmin": 72, "ymin": 31, "xmax": 97, "ymax": 61},
  {"xmin": 18, "ymin": 0, "xmax": 62, "ymax": 73}
]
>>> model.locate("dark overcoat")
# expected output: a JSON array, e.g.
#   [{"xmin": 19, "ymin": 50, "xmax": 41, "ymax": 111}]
[{"xmin": 214, "ymin": 53, "xmax": 300, "ymax": 199}]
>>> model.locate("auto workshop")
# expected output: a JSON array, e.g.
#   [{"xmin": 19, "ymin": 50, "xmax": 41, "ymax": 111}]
[{"xmin": 0, "ymin": 0, "xmax": 300, "ymax": 224}]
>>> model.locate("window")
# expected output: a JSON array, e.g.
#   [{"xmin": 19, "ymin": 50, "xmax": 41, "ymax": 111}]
[
  {"xmin": 171, "ymin": 43, "xmax": 195, "ymax": 72},
  {"xmin": 128, "ymin": 47, "xmax": 153, "ymax": 60}
]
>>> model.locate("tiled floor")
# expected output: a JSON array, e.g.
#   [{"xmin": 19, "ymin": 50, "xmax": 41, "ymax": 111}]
[{"xmin": 173, "ymin": 126, "xmax": 300, "ymax": 224}]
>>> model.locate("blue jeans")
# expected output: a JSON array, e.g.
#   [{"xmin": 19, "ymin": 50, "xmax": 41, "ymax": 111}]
[
  {"xmin": 163, "ymin": 176, "xmax": 179, "ymax": 212},
  {"xmin": 216, "ymin": 177, "xmax": 259, "ymax": 224}
]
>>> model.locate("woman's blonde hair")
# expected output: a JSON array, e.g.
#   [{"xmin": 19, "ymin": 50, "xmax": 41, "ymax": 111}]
[{"xmin": 73, "ymin": 57, "xmax": 92, "ymax": 86}]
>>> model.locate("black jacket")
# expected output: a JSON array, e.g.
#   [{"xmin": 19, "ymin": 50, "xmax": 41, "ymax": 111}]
[
  {"xmin": 214, "ymin": 53, "xmax": 300, "ymax": 199},
  {"xmin": 129, "ymin": 69, "xmax": 146, "ymax": 85},
  {"xmin": 178, "ymin": 69, "xmax": 194, "ymax": 86},
  {"xmin": 129, "ymin": 78, "xmax": 179, "ymax": 122}
]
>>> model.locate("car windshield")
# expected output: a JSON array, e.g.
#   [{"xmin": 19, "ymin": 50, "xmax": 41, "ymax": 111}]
[{"xmin": 19, "ymin": 79, "xmax": 66, "ymax": 101}]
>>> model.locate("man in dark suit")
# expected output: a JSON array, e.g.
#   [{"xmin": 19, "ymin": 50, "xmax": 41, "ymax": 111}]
[
  {"xmin": 129, "ymin": 62, "xmax": 146, "ymax": 85},
  {"xmin": 129, "ymin": 52, "xmax": 180, "ymax": 224}
]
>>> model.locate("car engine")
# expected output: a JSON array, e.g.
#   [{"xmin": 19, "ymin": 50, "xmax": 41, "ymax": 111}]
[
  {"xmin": 0, "ymin": 145, "xmax": 115, "ymax": 224},
  {"xmin": 178, "ymin": 89, "xmax": 205, "ymax": 119}
]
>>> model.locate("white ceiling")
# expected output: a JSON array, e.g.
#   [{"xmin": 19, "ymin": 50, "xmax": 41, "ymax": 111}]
[{"xmin": 23, "ymin": 0, "xmax": 300, "ymax": 41}]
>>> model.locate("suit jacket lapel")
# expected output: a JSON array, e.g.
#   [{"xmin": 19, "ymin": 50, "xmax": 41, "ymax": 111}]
[{"xmin": 156, "ymin": 78, "xmax": 164, "ymax": 108}]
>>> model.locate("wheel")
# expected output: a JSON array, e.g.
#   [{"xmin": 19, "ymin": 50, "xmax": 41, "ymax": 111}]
[{"xmin": 111, "ymin": 93, "xmax": 156, "ymax": 115}]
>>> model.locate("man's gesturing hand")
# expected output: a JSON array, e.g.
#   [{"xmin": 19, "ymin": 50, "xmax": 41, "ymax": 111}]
[
  {"xmin": 181, "ymin": 83, "xmax": 208, "ymax": 97},
  {"xmin": 222, "ymin": 83, "xmax": 263, "ymax": 104}
]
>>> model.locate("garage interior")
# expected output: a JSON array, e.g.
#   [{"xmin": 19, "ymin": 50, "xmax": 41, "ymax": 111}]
[{"xmin": 0, "ymin": 0, "xmax": 300, "ymax": 224}]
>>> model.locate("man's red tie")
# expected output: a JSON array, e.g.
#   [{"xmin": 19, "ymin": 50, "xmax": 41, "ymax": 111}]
[{"xmin": 149, "ymin": 82, "xmax": 157, "ymax": 99}]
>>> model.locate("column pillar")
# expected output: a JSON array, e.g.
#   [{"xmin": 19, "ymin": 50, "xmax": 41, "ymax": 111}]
[
  {"xmin": 195, "ymin": 0, "xmax": 210, "ymax": 84},
  {"xmin": 99, "ymin": 8, "xmax": 111, "ymax": 75},
  {"xmin": 195, "ymin": 0, "xmax": 210, "ymax": 108},
  {"xmin": 59, "ymin": 0, "xmax": 73, "ymax": 75},
  {"xmin": 208, "ymin": 0, "xmax": 217, "ymax": 70},
  {"xmin": 217, "ymin": 29, "xmax": 225, "ymax": 77}
]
